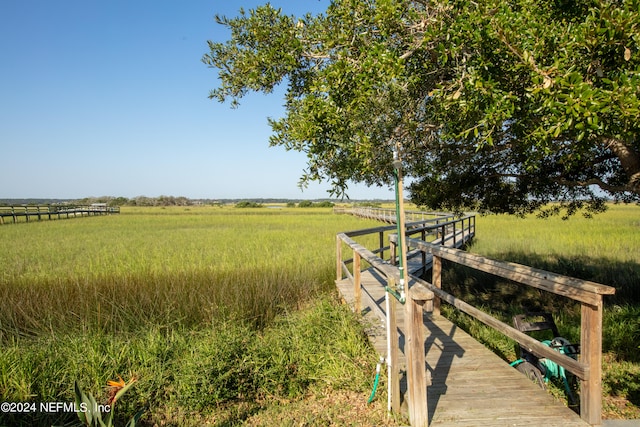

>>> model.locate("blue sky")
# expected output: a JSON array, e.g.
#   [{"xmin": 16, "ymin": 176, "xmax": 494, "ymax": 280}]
[{"xmin": 0, "ymin": 1, "xmax": 394, "ymax": 200}]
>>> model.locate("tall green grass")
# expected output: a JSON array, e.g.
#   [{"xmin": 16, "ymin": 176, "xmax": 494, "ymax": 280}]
[
  {"xmin": 0, "ymin": 207, "xmax": 380, "ymax": 338},
  {"xmin": 0, "ymin": 298, "xmax": 389, "ymax": 426},
  {"xmin": 0, "ymin": 207, "xmax": 396, "ymax": 426}
]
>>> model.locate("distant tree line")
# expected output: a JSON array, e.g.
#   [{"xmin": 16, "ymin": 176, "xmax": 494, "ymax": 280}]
[
  {"xmin": 1, "ymin": 197, "xmax": 387, "ymax": 208},
  {"xmin": 234, "ymin": 200, "xmax": 336, "ymax": 208},
  {"xmin": 297, "ymin": 200, "xmax": 335, "ymax": 208},
  {"xmin": 235, "ymin": 201, "xmax": 264, "ymax": 208},
  {"xmin": 76, "ymin": 196, "xmax": 196, "ymax": 207},
  {"xmin": 55, "ymin": 197, "xmax": 353, "ymax": 208}
]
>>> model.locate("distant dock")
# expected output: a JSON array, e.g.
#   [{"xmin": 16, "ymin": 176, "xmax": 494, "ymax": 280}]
[{"xmin": 0, "ymin": 204, "xmax": 119, "ymax": 225}]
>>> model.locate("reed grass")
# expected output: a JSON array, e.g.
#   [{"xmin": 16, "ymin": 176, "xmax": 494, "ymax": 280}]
[
  {"xmin": 0, "ymin": 207, "xmax": 380, "ymax": 339},
  {"xmin": 0, "ymin": 206, "xmax": 394, "ymax": 426}
]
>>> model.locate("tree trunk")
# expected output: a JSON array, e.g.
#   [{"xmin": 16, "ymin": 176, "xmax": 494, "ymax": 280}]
[{"xmin": 604, "ymin": 137, "xmax": 640, "ymax": 195}]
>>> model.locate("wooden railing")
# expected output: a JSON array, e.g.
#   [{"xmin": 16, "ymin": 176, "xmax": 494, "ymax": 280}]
[
  {"xmin": 0, "ymin": 205, "xmax": 120, "ymax": 225},
  {"xmin": 392, "ymin": 236, "xmax": 616, "ymax": 426},
  {"xmin": 334, "ymin": 206, "xmax": 455, "ymax": 224},
  {"xmin": 336, "ymin": 214, "xmax": 475, "ymax": 426},
  {"xmin": 337, "ymin": 212, "xmax": 614, "ymax": 426}
]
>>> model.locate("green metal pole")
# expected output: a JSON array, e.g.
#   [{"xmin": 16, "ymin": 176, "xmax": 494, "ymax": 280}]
[{"xmin": 393, "ymin": 148, "xmax": 407, "ymax": 302}]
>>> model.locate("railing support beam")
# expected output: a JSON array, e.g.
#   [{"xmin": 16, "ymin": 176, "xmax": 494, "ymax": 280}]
[
  {"xmin": 405, "ymin": 296, "xmax": 429, "ymax": 427},
  {"xmin": 354, "ymin": 251, "xmax": 362, "ymax": 313},
  {"xmin": 581, "ymin": 298, "xmax": 604, "ymax": 426},
  {"xmin": 336, "ymin": 235, "xmax": 342, "ymax": 282},
  {"xmin": 432, "ymin": 255, "xmax": 442, "ymax": 317}
]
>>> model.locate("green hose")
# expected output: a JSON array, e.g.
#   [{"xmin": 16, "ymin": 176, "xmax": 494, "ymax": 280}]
[
  {"xmin": 384, "ymin": 286, "xmax": 405, "ymax": 304},
  {"xmin": 367, "ymin": 358, "xmax": 384, "ymax": 404}
]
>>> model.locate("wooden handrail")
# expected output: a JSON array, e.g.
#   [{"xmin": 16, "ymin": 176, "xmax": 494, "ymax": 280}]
[
  {"xmin": 417, "ymin": 240, "xmax": 614, "ymax": 303},
  {"xmin": 337, "ymin": 214, "xmax": 475, "ymax": 426},
  {"xmin": 338, "ymin": 211, "xmax": 612, "ymax": 426},
  {"xmin": 336, "ymin": 206, "xmax": 455, "ymax": 224},
  {"xmin": 337, "ymin": 232, "xmax": 434, "ymax": 301},
  {"xmin": 401, "ymin": 237, "xmax": 615, "ymax": 426}
]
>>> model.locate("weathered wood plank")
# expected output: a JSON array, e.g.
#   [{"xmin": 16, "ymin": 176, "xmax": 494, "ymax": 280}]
[
  {"xmin": 581, "ymin": 299, "xmax": 604, "ymax": 425},
  {"xmin": 415, "ymin": 241, "xmax": 615, "ymax": 301},
  {"xmin": 406, "ymin": 296, "xmax": 429, "ymax": 427}
]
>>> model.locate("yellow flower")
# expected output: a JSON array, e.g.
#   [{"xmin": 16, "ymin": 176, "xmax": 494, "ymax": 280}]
[
  {"xmin": 106, "ymin": 375, "xmax": 136, "ymax": 405},
  {"xmin": 107, "ymin": 375, "xmax": 126, "ymax": 388}
]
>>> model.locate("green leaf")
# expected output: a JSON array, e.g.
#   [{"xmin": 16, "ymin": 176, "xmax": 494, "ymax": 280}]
[
  {"xmin": 205, "ymin": 0, "xmax": 640, "ymax": 212},
  {"xmin": 74, "ymin": 381, "xmax": 90, "ymax": 425},
  {"xmin": 125, "ymin": 408, "xmax": 147, "ymax": 427}
]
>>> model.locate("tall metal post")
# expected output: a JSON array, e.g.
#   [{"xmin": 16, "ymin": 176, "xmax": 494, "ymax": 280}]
[{"xmin": 393, "ymin": 147, "xmax": 408, "ymax": 300}]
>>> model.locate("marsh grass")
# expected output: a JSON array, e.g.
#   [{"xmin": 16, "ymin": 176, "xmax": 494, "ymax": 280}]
[
  {"xmin": 0, "ymin": 206, "xmax": 393, "ymax": 426},
  {"xmin": 0, "ymin": 297, "xmax": 391, "ymax": 426},
  {"xmin": 0, "ymin": 207, "xmax": 381, "ymax": 338}
]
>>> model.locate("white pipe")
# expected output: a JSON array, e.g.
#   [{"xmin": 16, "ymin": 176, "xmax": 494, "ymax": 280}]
[{"xmin": 385, "ymin": 290, "xmax": 392, "ymax": 413}]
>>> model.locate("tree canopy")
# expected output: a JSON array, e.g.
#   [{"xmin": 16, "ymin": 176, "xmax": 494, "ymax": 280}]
[{"xmin": 204, "ymin": 0, "xmax": 640, "ymax": 216}]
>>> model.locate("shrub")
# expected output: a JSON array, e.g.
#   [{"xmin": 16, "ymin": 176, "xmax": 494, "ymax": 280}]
[{"xmin": 235, "ymin": 201, "xmax": 263, "ymax": 208}]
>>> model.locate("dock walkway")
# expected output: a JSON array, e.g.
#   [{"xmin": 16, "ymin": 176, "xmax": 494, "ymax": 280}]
[
  {"xmin": 336, "ymin": 270, "xmax": 589, "ymax": 426},
  {"xmin": 334, "ymin": 209, "xmax": 610, "ymax": 426}
]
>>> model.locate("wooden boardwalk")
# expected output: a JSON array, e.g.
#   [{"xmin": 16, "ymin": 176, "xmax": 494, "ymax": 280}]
[
  {"xmin": 0, "ymin": 204, "xmax": 119, "ymax": 224},
  {"xmin": 336, "ymin": 271, "xmax": 589, "ymax": 426}
]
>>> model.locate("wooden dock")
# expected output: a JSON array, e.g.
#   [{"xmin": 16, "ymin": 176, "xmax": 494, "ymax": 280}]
[
  {"xmin": 337, "ymin": 270, "xmax": 590, "ymax": 426},
  {"xmin": 0, "ymin": 204, "xmax": 119, "ymax": 225},
  {"xmin": 335, "ymin": 209, "xmax": 613, "ymax": 426}
]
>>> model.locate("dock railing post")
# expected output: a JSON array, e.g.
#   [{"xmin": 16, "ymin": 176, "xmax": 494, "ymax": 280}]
[
  {"xmin": 421, "ymin": 228, "xmax": 427, "ymax": 268},
  {"xmin": 405, "ymin": 295, "xmax": 428, "ymax": 427},
  {"xmin": 580, "ymin": 296, "xmax": 604, "ymax": 426},
  {"xmin": 432, "ymin": 255, "xmax": 442, "ymax": 317},
  {"xmin": 336, "ymin": 235, "xmax": 342, "ymax": 282},
  {"xmin": 452, "ymin": 221, "xmax": 456, "ymax": 247},
  {"xmin": 386, "ymin": 278, "xmax": 401, "ymax": 414}
]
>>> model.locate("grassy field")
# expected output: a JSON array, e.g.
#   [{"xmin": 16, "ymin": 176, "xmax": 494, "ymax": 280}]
[
  {"xmin": 0, "ymin": 203, "xmax": 638, "ymax": 425},
  {"xmin": 0, "ymin": 206, "xmax": 398, "ymax": 426},
  {"xmin": 1, "ymin": 206, "xmax": 390, "ymax": 336}
]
